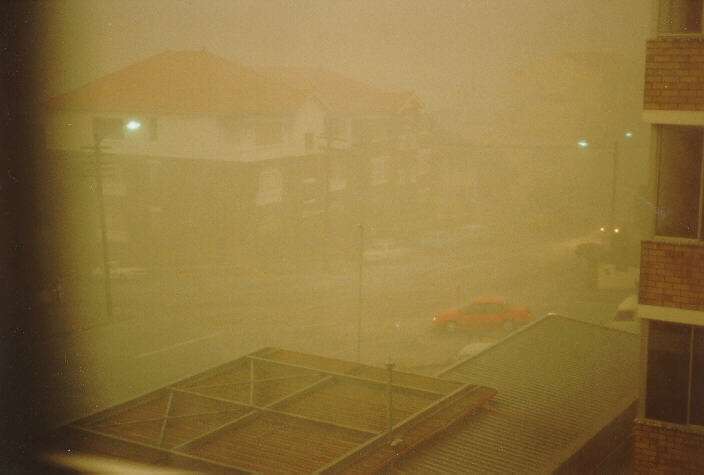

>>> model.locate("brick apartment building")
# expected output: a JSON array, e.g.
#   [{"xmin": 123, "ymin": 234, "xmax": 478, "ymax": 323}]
[{"xmin": 634, "ymin": 0, "xmax": 704, "ymax": 472}]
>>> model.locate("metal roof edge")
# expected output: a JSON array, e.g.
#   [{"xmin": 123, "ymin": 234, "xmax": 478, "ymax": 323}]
[
  {"xmin": 546, "ymin": 395, "xmax": 638, "ymax": 473},
  {"xmin": 434, "ymin": 313, "xmax": 550, "ymax": 377},
  {"xmin": 434, "ymin": 312, "xmax": 639, "ymax": 378}
]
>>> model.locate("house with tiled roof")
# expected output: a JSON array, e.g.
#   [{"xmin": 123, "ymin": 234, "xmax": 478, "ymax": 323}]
[
  {"xmin": 42, "ymin": 50, "xmax": 430, "ymax": 273},
  {"xmin": 259, "ymin": 66, "xmax": 433, "ymax": 239}
]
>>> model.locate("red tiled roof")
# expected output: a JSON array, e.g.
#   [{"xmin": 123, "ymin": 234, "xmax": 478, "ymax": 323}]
[
  {"xmin": 259, "ymin": 66, "xmax": 418, "ymax": 114},
  {"xmin": 46, "ymin": 50, "xmax": 309, "ymax": 114}
]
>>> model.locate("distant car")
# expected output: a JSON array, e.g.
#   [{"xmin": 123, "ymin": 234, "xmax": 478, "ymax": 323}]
[
  {"xmin": 574, "ymin": 225, "xmax": 638, "ymax": 263},
  {"xmin": 363, "ymin": 238, "xmax": 411, "ymax": 262},
  {"xmin": 92, "ymin": 262, "xmax": 145, "ymax": 279},
  {"xmin": 433, "ymin": 297, "xmax": 531, "ymax": 332}
]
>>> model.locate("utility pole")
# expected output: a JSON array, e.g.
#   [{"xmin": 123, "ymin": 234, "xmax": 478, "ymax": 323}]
[
  {"xmin": 85, "ymin": 118, "xmax": 141, "ymax": 323},
  {"xmin": 90, "ymin": 133, "xmax": 113, "ymax": 321}
]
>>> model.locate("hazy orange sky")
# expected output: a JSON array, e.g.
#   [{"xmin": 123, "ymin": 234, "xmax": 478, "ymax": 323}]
[{"xmin": 39, "ymin": 0, "xmax": 653, "ymax": 110}]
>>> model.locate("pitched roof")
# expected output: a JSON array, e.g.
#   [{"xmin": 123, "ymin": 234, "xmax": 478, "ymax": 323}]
[
  {"xmin": 46, "ymin": 50, "xmax": 309, "ymax": 114},
  {"xmin": 45, "ymin": 348, "xmax": 496, "ymax": 473},
  {"xmin": 258, "ymin": 66, "xmax": 419, "ymax": 114},
  {"xmin": 390, "ymin": 314, "xmax": 641, "ymax": 473}
]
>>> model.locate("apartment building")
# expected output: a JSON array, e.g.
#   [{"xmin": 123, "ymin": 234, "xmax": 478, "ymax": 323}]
[{"xmin": 634, "ymin": 1, "xmax": 704, "ymax": 471}]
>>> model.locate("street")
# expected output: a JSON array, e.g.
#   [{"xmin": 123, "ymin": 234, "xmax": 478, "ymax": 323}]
[{"xmin": 40, "ymin": 232, "xmax": 635, "ymax": 426}]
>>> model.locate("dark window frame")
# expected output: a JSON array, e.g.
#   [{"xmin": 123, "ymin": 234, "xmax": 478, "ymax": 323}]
[
  {"xmin": 93, "ymin": 117, "xmax": 125, "ymax": 141},
  {"xmin": 645, "ymin": 320, "xmax": 704, "ymax": 427},
  {"xmin": 655, "ymin": 125, "xmax": 704, "ymax": 240},
  {"xmin": 658, "ymin": 0, "xmax": 704, "ymax": 35}
]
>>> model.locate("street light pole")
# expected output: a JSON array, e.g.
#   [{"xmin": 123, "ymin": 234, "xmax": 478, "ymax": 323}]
[
  {"xmin": 93, "ymin": 132, "xmax": 113, "ymax": 322},
  {"xmin": 87, "ymin": 118, "xmax": 141, "ymax": 322}
]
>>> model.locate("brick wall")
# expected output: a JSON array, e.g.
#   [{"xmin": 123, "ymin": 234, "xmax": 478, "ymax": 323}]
[
  {"xmin": 639, "ymin": 240, "xmax": 704, "ymax": 310},
  {"xmin": 633, "ymin": 419, "xmax": 704, "ymax": 473},
  {"xmin": 644, "ymin": 38, "xmax": 704, "ymax": 111}
]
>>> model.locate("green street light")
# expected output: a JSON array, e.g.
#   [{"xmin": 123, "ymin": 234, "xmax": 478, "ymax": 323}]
[{"xmin": 126, "ymin": 119, "xmax": 142, "ymax": 130}]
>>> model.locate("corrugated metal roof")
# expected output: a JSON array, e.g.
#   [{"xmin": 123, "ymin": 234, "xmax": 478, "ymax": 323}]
[{"xmin": 390, "ymin": 314, "xmax": 640, "ymax": 473}]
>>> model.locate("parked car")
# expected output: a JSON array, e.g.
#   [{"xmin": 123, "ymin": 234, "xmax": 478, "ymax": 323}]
[
  {"xmin": 363, "ymin": 238, "xmax": 411, "ymax": 262},
  {"xmin": 605, "ymin": 294, "xmax": 640, "ymax": 334},
  {"xmin": 92, "ymin": 261, "xmax": 145, "ymax": 279},
  {"xmin": 433, "ymin": 297, "xmax": 531, "ymax": 332}
]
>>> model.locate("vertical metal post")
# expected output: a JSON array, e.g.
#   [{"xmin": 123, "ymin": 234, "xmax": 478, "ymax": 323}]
[
  {"xmin": 249, "ymin": 358, "xmax": 255, "ymax": 405},
  {"xmin": 386, "ymin": 358, "xmax": 394, "ymax": 433},
  {"xmin": 357, "ymin": 224, "xmax": 364, "ymax": 362},
  {"xmin": 93, "ymin": 134, "xmax": 114, "ymax": 321},
  {"xmin": 324, "ymin": 121, "xmax": 332, "ymax": 255},
  {"xmin": 611, "ymin": 139, "xmax": 619, "ymax": 229}
]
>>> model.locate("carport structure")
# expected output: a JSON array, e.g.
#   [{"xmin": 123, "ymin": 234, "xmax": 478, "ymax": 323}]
[{"xmin": 46, "ymin": 348, "xmax": 496, "ymax": 473}]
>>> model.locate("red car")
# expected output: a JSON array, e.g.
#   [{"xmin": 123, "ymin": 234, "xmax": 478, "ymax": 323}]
[{"xmin": 433, "ymin": 297, "xmax": 531, "ymax": 332}]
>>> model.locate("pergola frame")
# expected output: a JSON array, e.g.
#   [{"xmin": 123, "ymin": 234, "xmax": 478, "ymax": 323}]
[{"xmin": 49, "ymin": 348, "xmax": 495, "ymax": 473}]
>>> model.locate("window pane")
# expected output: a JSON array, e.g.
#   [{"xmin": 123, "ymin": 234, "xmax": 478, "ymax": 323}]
[
  {"xmin": 691, "ymin": 326, "xmax": 704, "ymax": 425},
  {"xmin": 656, "ymin": 125, "xmax": 702, "ymax": 238},
  {"xmin": 256, "ymin": 121, "xmax": 283, "ymax": 146},
  {"xmin": 645, "ymin": 320, "xmax": 691, "ymax": 424},
  {"xmin": 93, "ymin": 117, "xmax": 124, "ymax": 140},
  {"xmin": 660, "ymin": 0, "xmax": 703, "ymax": 34}
]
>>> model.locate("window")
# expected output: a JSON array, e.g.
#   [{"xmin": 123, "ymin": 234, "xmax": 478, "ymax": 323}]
[
  {"xmin": 329, "ymin": 160, "xmax": 347, "ymax": 192},
  {"xmin": 325, "ymin": 117, "xmax": 345, "ymax": 141},
  {"xmin": 645, "ymin": 321, "xmax": 704, "ymax": 426},
  {"xmin": 659, "ymin": 0, "xmax": 703, "ymax": 34},
  {"xmin": 655, "ymin": 125, "xmax": 704, "ymax": 239},
  {"xmin": 304, "ymin": 133, "xmax": 314, "ymax": 150},
  {"xmin": 93, "ymin": 117, "xmax": 124, "ymax": 140},
  {"xmin": 460, "ymin": 303, "xmax": 505, "ymax": 314},
  {"xmin": 220, "ymin": 117, "xmax": 241, "ymax": 144},
  {"xmin": 256, "ymin": 121, "xmax": 283, "ymax": 146},
  {"xmin": 255, "ymin": 167, "xmax": 283, "ymax": 206},
  {"xmin": 370, "ymin": 155, "xmax": 388, "ymax": 186}
]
